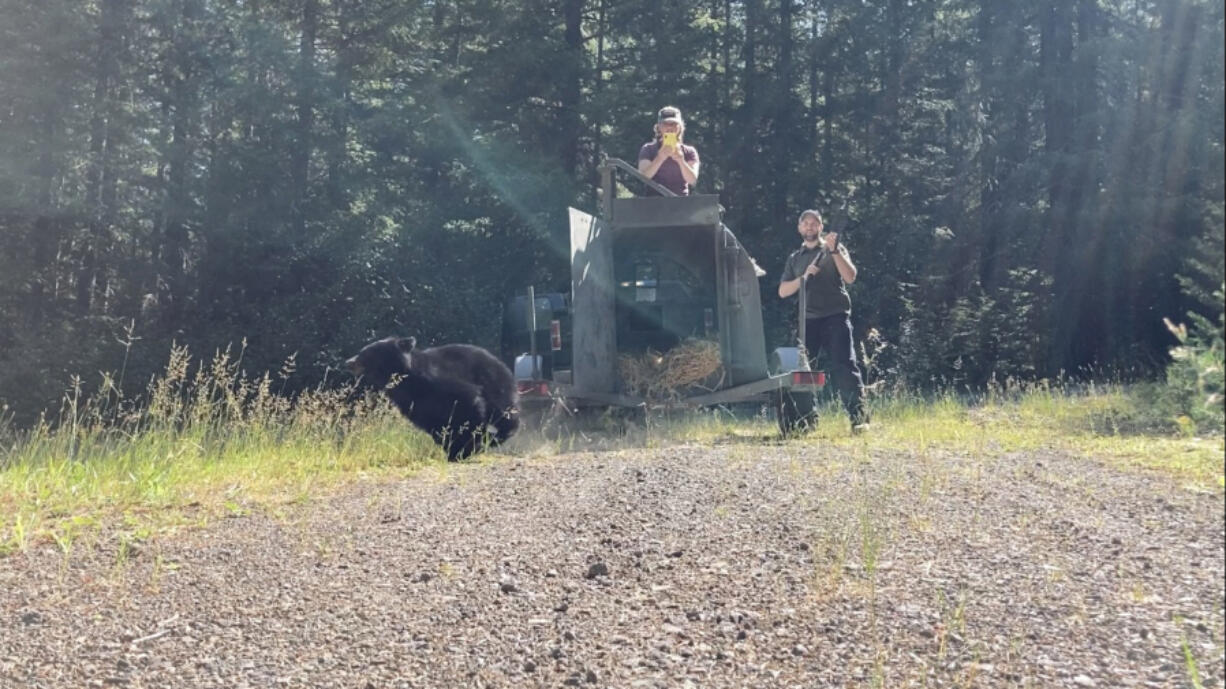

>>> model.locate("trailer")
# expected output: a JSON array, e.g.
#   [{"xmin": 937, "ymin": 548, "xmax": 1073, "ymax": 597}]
[{"xmin": 503, "ymin": 159, "xmax": 822, "ymax": 435}]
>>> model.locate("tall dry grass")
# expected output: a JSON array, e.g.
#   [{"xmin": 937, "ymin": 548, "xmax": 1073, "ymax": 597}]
[
  {"xmin": 0, "ymin": 343, "xmax": 439, "ymax": 554},
  {"xmin": 2, "ymin": 348, "xmax": 1221, "ymax": 556}
]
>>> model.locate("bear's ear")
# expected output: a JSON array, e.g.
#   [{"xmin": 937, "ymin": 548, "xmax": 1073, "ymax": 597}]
[{"xmin": 396, "ymin": 337, "xmax": 416, "ymax": 352}]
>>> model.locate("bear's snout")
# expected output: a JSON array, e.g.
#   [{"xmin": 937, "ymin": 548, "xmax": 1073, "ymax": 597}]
[{"xmin": 345, "ymin": 356, "xmax": 363, "ymax": 375}]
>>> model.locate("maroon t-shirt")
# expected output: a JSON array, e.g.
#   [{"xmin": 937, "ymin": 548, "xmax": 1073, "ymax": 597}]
[{"xmin": 637, "ymin": 141, "xmax": 699, "ymax": 196}]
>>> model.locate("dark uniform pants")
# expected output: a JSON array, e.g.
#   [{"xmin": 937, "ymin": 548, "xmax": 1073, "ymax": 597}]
[{"xmin": 804, "ymin": 313, "xmax": 869, "ymax": 424}]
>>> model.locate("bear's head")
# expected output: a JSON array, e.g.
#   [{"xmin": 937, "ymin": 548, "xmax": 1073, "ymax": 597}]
[{"xmin": 345, "ymin": 336, "xmax": 416, "ymax": 387}]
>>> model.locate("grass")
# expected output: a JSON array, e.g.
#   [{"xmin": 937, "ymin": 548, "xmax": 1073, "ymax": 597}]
[
  {"xmin": 646, "ymin": 383, "xmax": 1222, "ymax": 490},
  {"xmin": 801, "ymin": 385, "xmax": 1224, "ymax": 490},
  {"xmin": 1182, "ymin": 626, "xmax": 1205, "ymax": 689},
  {"xmin": 0, "ymin": 345, "xmax": 446, "ymax": 556},
  {"xmin": 1, "ymin": 350, "xmax": 1222, "ymax": 557}
]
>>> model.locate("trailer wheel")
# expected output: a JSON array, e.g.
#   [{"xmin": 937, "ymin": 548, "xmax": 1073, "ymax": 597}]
[{"xmin": 775, "ymin": 389, "xmax": 818, "ymax": 436}]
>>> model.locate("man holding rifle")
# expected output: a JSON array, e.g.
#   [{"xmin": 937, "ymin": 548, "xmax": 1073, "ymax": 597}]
[{"xmin": 778, "ymin": 209, "xmax": 871, "ymax": 433}]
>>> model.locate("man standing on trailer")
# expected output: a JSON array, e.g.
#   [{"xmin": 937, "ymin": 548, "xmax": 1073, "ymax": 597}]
[
  {"xmin": 637, "ymin": 106, "xmax": 700, "ymax": 196},
  {"xmin": 777, "ymin": 209, "xmax": 871, "ymax": 433}
]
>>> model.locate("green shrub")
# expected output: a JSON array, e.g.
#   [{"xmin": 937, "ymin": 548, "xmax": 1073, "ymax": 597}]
[{"xmin": 1162, "ymin": 289, "xmax": 1225, "ymax": 435}]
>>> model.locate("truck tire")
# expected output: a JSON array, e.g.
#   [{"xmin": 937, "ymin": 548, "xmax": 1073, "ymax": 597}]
[{"xmin": 775, "ymin": 389, "xmax": 818, "ymax": 436}]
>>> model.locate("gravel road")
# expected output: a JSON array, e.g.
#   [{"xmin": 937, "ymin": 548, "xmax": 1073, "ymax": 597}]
[{"xmin": 2, "ymin": 441, "xmax": 1223, "ymax": 688}]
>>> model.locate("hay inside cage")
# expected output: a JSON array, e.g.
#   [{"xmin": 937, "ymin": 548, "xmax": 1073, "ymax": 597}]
[{"xmin": 618, "ymin": 338, "xmax": 724, "ymax": 401}]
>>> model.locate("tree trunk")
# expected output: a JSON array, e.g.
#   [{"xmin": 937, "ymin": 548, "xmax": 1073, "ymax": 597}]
[
  {"xmin": 807, "ymin": 6, "xmax": 819, "ymax": 193},
  {"xmin": 158, "ymin": 0, "xmax": 202, "ymax": 325},
  {"xmin": 722, "ymin": 0, "xmax": 732, "ymax": 142},
  {"xmin": 78, "ymin": 0, "xmax": 125, "ymax": 315},
  {"xmin": 591, "ymin": 0, "xmax": 607, "ymax": 206},
  {"xmin": 326, "ymin": 2, "xmax": 352, "ymax": 210},
  {"xmin": 769, "ymin": 0, "xmax": 795, "ymax": 227},
  {"xmin": 1039, "ymin": 0, "xmax": 1075, "ymax": 258},
  {"xmin": 732, "ymin": 0, "xmax": 761, "ymax": 227},
  {"xmin": 879, "ymin": 0, "xmax": 904, "ymax": 215},
  {"xmin": 1039, "ymin": 0, "xmax": 1080, "ymax": 371},
  {"xmin": 561, "ymin": 0, "xmax": 584, "ymax": 181},
  {"xmin": 29, "ymin": 115, "xmax": 59, "ymax": 325},
  {"xmin": 821, "ymin": 45, "xmax": 834, "ymax": 198},
  {"xmin": 292, "ymin": 0, "xmax": 317, "ymax": 235}
]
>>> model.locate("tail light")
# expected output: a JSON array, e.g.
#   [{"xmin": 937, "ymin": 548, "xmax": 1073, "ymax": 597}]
[
  {"xmin": 550, "ymin": 319, "xmax": 562, "ymax": 351},
  {"xmin": 517, "ymin": 381, "xmax": 551, "ymax": 396},
  {"xmin": 791, "ymin": 371, "xmax": 826, "ymax": 386}
]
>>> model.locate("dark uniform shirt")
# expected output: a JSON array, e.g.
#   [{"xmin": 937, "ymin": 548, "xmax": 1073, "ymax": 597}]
[{"xmin": 780, "ymin": 243, "xmax": 853, "ymax": 319}]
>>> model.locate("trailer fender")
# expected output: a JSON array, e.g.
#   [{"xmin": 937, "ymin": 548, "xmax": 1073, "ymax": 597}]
[
  {"xmin": 770, "ymin": 347, "xmax": 807, "ymax": 375},
  {"xmin": 514, "ymin": 354, "xmax": 546, "ymax": 381}
]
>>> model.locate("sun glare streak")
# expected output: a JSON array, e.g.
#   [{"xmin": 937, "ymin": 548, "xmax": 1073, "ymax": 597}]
[{"xmin": 431, "ymin": 98, "xmax": 569, "ymax": 262}]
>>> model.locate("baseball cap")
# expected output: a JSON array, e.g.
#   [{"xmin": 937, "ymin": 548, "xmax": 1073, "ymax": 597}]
[
  {"xmin": 798, "ymin": 209, "xmax": 823, "ymax": 224},
  {"xmin": 657, "ymin": 106, "xmax": 684, "ymax": 125}
]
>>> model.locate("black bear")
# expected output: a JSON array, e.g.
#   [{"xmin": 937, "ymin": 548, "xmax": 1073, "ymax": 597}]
[{"xmin": 346, "ymin": 336, "xmax": 519, "ymax": 460}]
